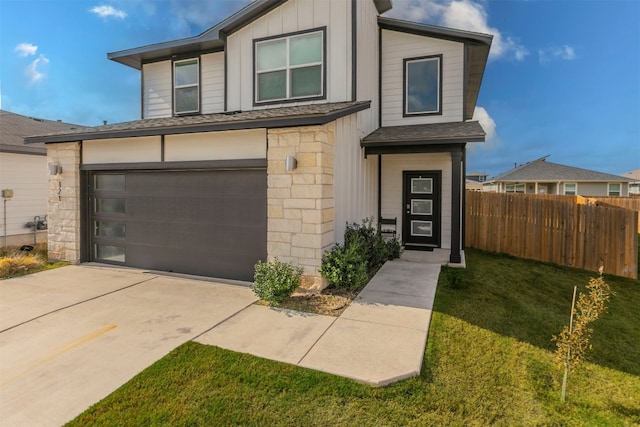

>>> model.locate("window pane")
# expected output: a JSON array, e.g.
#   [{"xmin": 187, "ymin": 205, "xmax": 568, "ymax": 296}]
[
  {"xmin": 95, "ymin": 245, "xmax": 125, "ymax": 262},
  {"xmin": 411, "ymin": 178, "xmax": 432, "ymax": 194},
  {"xmin": 291, "ymin": 66, "xmax": 321, "ymax": 97},
  {"xmin": 95, "ymin": 198, "xmax": 126, "ymax": 214},
  {"xmin": 175, "ymin": 60, "xmax": 198, "ymax": 86},
  {"xmin": 257, "ymin": 39, "xmax": 286, "ymax": 71},
  {"xmin": 290, "ymin": 32, "xmax": 322, "ymax": 66},
  {"xmin": 411, "ymin": 200, "xmax": 433, "ymax": 215},
  {"xmin": 257, "ymin": 70, "xmax": 286, "ymax": 101},
  {"xmin": 94, "ymin": 174, "xmax": 125, "ymax": 191},
  {"xmin": 95, "ymin": 221, "xmax": 125, "ymax": 238},
  {"xmin": 407, "ymin": 59, "xmax": 439, "ymax": 114},
  {"xmin": 176, "ymin": 86, "xmax": 199, "ymax": 113},
  {"xmin": 411, "ymin": 220, "xmax": 433, "ymax": 237}
]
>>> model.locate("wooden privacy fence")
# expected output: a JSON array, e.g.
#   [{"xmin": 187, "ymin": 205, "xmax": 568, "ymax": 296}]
[
  {"xmin": 465, "ymin": 191, "xmax": 638, "ymax": 279},
  {"xmin": 590, "ymin": 196, "xmax": 640, "ymax": 230}
]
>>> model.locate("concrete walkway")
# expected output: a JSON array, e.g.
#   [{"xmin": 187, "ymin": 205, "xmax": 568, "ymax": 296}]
[
  {"xmin": 196, "ymin": 259, "xmax": 441, "ymax": 386},
  {"xmin": 0, "ymin": 257, "xmax": 441, "ymax": 425}
]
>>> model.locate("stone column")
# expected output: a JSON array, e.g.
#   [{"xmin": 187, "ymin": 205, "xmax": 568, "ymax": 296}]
[
  {"xmin": 46, "ymin": 142, "xmax": 81, "ymax": 262},
  {"xmin": 267, "ymin": 124, "xmax": 335, "ymax": 290}
]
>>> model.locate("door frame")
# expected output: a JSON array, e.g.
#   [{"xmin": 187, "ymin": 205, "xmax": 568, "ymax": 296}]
[{"xmin": 402, "ymin": 170, "xmax": 441, "ymax": 250}]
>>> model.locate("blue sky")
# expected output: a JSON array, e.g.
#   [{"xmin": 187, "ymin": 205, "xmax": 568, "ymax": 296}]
[{"xmin": 1, "ymin": 0, "xmax": 638, "ymax": 177}]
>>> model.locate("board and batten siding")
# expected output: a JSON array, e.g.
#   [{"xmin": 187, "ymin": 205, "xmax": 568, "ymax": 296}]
[
  {"xmin": 0, "ymin": 152, "xmax": 48, "ymax": 237},
  {"xmin": 381, "ymin": 29, "xmax": 464, "ymax": 127},
  {"xmin": 333, "ymin": 113, "xmax": 377, "ymax": 244},
  {"xmin": 226, "ymin": 0, "xmax": 352, "ymax": 112},
  {"xmin": 381, "ymin": 153, "xmax": 453, "ymax": 249},
  {"xmin": 142, "ymin": 52, "xmax": 225, "ymax": 118},
  {"xmin": 355, "ymin": 0, "xmax": 380, "ymax": 133},
  {"xmin": 142, "ymin": 61, "xmax": 172, "ymax": 119},
  {"xmin": 201, "ymin": 52, "xmax": 225, "ymax": 114}
]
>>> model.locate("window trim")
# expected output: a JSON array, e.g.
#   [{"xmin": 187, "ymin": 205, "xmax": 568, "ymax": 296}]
[
  {"xmin": 173, "ymin": 57, "xmax": 200, "ymax": 115},
  {"xmin": 564, "ymin": 182, "xmax": 577, "ymax": 195},
  {"xmin": 253, "ymin": 27, "xmax": 327, "ymax": 106},
  {"xmin": 608, "ymin": 183, "xmax": 621, "ymax": 196},
  {"xmin": 403, "ymin": 54, "xmax": 443, "ymax": 117},
  {"xmin": 506, "ymin": 183, "xmax": 525, "ymax": 193}
]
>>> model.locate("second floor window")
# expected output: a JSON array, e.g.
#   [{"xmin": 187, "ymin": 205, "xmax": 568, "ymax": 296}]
[
  {"xmin": 404, "ymin": 55, "xmax": 442, "ymax": 116},
  {"xmin": 255, "ymin": 28, "xmax": 325, "ymax": 104},
  {"xmin": 174, "ymin": 59, "xmax": 199, "ymax": 114}
]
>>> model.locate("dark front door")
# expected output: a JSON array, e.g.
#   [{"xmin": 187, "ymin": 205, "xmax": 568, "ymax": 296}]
[
  {"xmin": 402, "ymin": 171, "xmax": 441, "ymax": 250},
  {"xmin": 89, "ymin": 169, "xmax": 267, "ymax": 281}
]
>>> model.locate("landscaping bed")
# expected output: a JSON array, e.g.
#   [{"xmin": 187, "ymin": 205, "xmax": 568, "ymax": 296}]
[{"xmin": 0, "ymin": 243, "xmax": 68, "ymax": 279}]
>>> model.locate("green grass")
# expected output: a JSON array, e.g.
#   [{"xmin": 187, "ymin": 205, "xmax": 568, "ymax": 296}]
[{"xmin": 68, "ymin": 249, "xmax": 640, "ymax": 426}]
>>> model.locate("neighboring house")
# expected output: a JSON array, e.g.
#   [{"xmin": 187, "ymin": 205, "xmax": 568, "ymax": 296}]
[
  {"xmin": 466, "ymin": 171, "xmax": 487, "ymax": 182},
  {"xmin": 483, "ymin": 156, "xmax": 631, "ymax": 197},
  {"xmin": 622, "ymin": 169, "xmax": 640, "ymax": 194},
  {"xmin": 0, "ymin": 110, "xmax": 85, "ymax": 247},
  {"xmin": 465, "ymin": 171, "xmax": 487, "ymax": 191},
  {"xmin": 25, "ymin": 0, "xmax": 492, "ymax": 286},
  {"xmin": 465, "ymin": 179, "xmax": 483, "ymax": 192}
]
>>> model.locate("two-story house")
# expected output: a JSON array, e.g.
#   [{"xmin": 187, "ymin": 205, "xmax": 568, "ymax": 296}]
[{"xmin": 26, "ymin": 0, "xmax": 492, "ymax": 287}]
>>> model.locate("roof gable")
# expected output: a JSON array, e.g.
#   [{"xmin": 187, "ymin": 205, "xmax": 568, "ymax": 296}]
[
  {"xmin": 109, "ymin": 0, "xmax": 393, "ymax": 69},
  {"xmin": 378, "ymin": 16, "xmax": 492, "ymax": 121},
  {"xmin": 490, "ymin": 156, "xmax": 631, "ymax": 183}
]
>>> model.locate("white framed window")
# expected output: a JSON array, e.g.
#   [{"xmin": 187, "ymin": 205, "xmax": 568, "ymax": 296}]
[
  {"xmin": 404, "ymin": 55, "xmax": 442, "ymax": 116},
  {"xmin": 506, "ymin": 183, "xmax": 525, "ymax": 193},
  {"xmin": 255, "ymin": 28, "xmax": 325, "ymax": 104},
  {"xmin": 174, "ymin": 58, "xmax": 199, "ymax": 114},
  {"xmin": 608, "ymin": 183, "xmax": 621, "ymax": 196},
  {"xmin": 564, "ymin": 183, "xmax": 577, "ymax": 195}
]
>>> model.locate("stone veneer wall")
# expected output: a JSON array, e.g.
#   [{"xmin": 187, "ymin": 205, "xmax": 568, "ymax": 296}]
[
  {"xmin": 46, "ymin": 142, "xmax": 81, "ymax": 262},
  {"xmin": 267, "ymin": 124, "xmax": 335, "ymax": 290}
]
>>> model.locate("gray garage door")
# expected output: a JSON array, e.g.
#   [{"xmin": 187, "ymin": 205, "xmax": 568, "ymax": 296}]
[{"xmin": 89, "ymin": 169, "xmax": 266, "ymax": 281}]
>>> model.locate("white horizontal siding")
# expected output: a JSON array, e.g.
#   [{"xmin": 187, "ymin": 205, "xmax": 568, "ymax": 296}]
[
  {"xmin": 201, "ymin": 52, "xmax": 225, "ymax": 114},
  {"xmin": 381, "ymin": 29, "xmax": 464, "ymax": 127},
  {"xmin": 0, "ymin": 152, "xmax": 47, "ymax": 236},
  {"xmin": 334, "ymin": 113, "xmax": 377, "ymax": 243},
  {"xmin": 380, "ymin": 153, "xmax": 452, "ymax": 248},
  {"xmin": 226, "ymin": 0, "xmax": 352, "ymax": 112},
  {"xmin": 142, "ymin": 61, "xmax": 172, "ymax": 119}
]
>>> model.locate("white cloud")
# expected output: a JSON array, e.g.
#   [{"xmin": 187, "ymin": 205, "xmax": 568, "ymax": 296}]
[
  {"xmin": 14, "ymin": 43, "xmax": 38, "ymax": 57},
  {"xmin": 539, "ymin": 45, "xmax": 576, "ymax": 63},
  {"xmin": 386, "ymin": 0, "xmax": 528, "ymax": 62},
  {"xmin": 90, "ymin": 5, "xmax": 127, "ymax": 19},
  {"xmin": 472, "ymin": 106, "xmax": 497, "ymax": 143},
  {"xmin": 26, "ymin": 54, "xmax": 49, "ymax": 85}
]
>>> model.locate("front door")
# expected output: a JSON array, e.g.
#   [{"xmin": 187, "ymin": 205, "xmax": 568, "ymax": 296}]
[{"xmin": 402, "ymin": 171, "xmax": 441, "ymax": 250}]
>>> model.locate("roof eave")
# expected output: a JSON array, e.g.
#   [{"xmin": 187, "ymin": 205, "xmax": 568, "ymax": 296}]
[
  {"xmin": 107, "ymin": 0, "xmax": 288, "ymax": 70},
  {"xmin": 25, "ymin": 101, "xmax": 371, "ymax": 144}
]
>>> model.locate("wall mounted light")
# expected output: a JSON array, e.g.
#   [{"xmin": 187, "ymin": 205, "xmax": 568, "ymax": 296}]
[
  {"xmin": 285, "ymin": 156, "xmax": 297, "ymax": 171},
  {"xmin": 48, "ymin": 162, "xmax": 62, "ymax": 176}
]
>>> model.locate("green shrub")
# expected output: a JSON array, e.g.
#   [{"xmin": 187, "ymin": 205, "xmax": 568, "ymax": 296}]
[
  {"xmin": 319, "ymin": 239, "xmax": 368, "ymax": 291},
  {"xmin": 385, "ymin": 237, "xmax": 402, "ymax": 260},
  {"xmin": 441, "ymin": 265, "xmax": 467, "ymax": 289},
  {"xmin": 252, "ymin": 259, "xmax": 303, "ymax": 305}
]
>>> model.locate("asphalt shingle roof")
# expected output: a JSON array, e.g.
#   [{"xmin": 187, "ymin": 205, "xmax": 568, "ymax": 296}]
[
  {"xmin": 490, "ymin": 156, "xmax": 630, "ymax": 183},
  {"xmin": 25, "ymin": 101, "xmax": 371, "ymax": 144},
  {"xmin": 0, "ymin": 110, "xmax": 87, "ymax": 154},
  {"xmin": 361, "ymin": 121, "xmax": 485, "ymax": 146}
]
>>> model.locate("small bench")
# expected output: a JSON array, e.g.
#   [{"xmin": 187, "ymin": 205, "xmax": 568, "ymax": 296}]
[{"xmin": 379, "ymin": 217, "xmax": 397, "ymax": 239}]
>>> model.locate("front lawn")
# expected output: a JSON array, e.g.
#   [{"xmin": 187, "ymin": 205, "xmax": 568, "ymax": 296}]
[{"xmin": 68, "ymin": 249, "xmax": 640, "ymax": 426}]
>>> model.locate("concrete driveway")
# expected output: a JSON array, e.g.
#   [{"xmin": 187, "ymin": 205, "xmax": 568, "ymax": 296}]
[{"xmin": 0, "ymin": 265, "xmax": 257, "ymax": 427}]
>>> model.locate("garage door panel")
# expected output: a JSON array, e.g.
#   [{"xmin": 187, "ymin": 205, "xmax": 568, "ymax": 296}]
[{"xmin": 90, "ymin": 169, "xmax": 266, "ymax": 281}]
